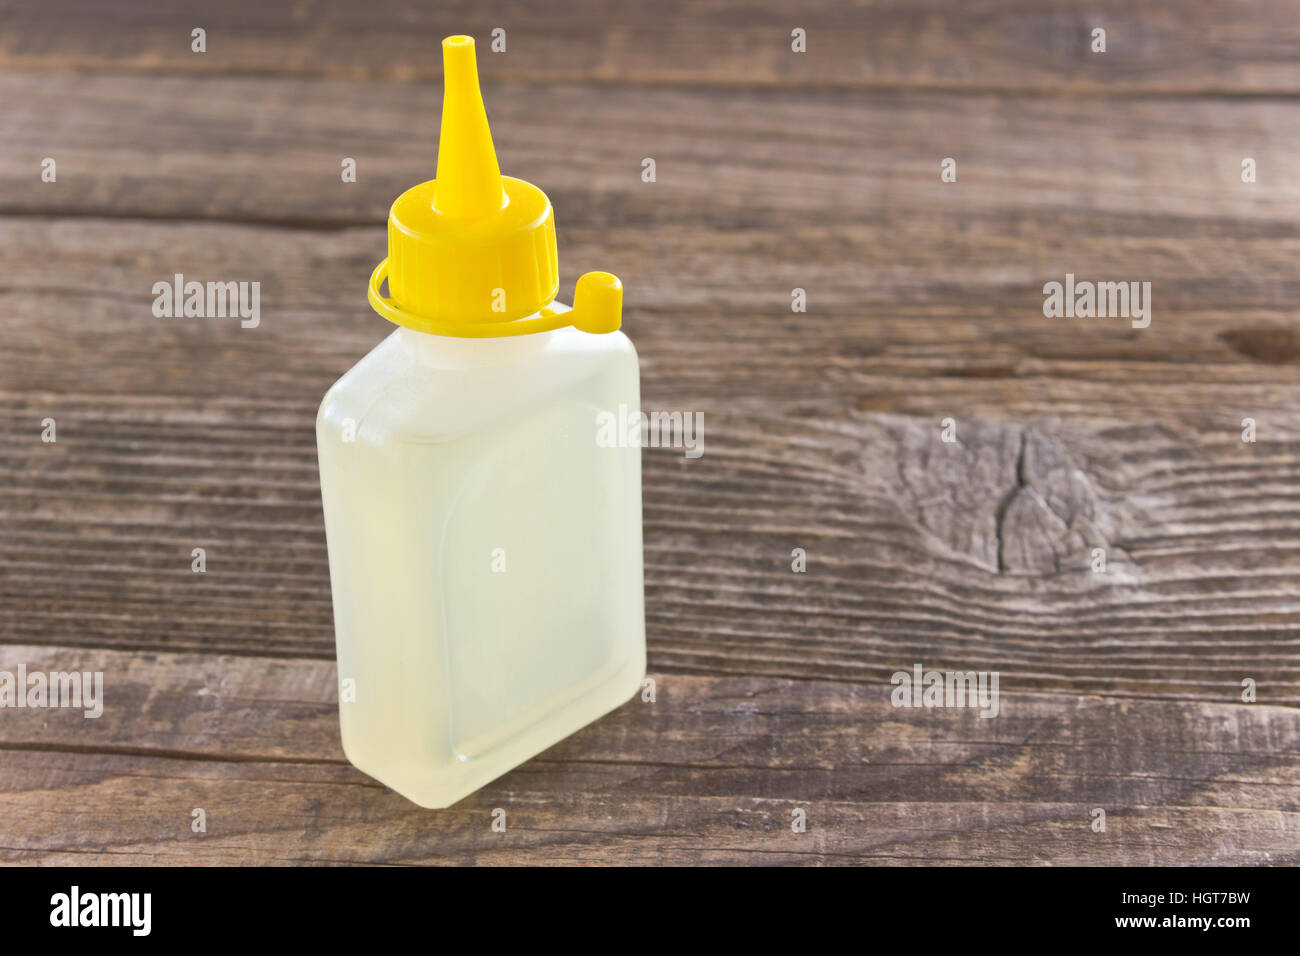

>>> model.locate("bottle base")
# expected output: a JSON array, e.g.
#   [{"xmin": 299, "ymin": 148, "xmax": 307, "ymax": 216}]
[{"xmin": 340, "ymin": 648, "xmax": 646, "ymax": 809}]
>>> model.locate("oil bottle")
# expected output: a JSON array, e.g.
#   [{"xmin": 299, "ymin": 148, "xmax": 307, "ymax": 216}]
[{"xmin": 316, "ymin": 35, "xmax": 646, "ymax": 808}]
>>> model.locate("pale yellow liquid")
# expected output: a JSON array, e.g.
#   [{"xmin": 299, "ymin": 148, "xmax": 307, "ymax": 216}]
[{"xmin": 316, "ymin": 317, "xmax": 645, "ymax": 807}]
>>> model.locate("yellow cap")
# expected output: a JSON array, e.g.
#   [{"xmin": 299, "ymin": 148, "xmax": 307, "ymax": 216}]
[{"xmin": 367, "ymin": 35, "xmax": 622, "ymax": 338}]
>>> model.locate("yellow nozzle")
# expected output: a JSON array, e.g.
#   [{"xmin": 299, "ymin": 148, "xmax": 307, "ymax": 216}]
[
  {"xmin": 369, "ymin": 34, "xmax": 623, "ymax": 337},
  {"xmin": 432, "ymin": 36, "xmax": 505, "ymax": 219}
]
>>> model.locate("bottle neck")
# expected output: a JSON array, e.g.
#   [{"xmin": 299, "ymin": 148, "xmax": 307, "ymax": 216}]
[{"xmin": 394, "ymin": 306, "xmax": 568, "ymax": 369}]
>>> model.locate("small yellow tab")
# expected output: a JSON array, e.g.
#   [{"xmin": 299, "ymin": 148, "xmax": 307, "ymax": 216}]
[{"xmin": 570, "ymin": 273, "xmax": 623, "ymax": 334}]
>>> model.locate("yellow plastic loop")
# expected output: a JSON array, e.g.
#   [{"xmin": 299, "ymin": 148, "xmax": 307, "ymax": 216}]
[{"xmin": 368, "ymin": 259, "xmax": 621, "ymax": 338}]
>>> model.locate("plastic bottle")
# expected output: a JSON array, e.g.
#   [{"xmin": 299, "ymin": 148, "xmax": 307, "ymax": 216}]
[{"xmin": 316, "ymin": 35, "xmax": 646, "ymax": 808}]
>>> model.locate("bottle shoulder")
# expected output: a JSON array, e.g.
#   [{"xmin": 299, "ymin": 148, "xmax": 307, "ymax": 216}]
[{"xmin": 318, "ymin": 322, "xmax": 639, "ymax": 443}]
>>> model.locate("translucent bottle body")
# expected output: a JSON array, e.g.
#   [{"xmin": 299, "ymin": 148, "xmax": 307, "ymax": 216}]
[{"xmin": 316, "ymin": 311, "xmax": 645, "ymax": 807}]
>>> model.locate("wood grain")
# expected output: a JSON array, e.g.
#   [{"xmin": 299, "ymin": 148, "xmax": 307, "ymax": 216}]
[
  {"xmin": 0, "ymin": 647, "xmax": 1295, "ymax": 864},
  {"xmin": 6, "ymin": 73, "xmax": 1300, "ymax": 228},
  {"xmin": 2, "ymin": 0, "xmax": 1299, "ymax": 94},
  {"xmin": 1, "ymin": 2, "xmax": 1298, "ymax": 864},
  {"xmin": 3, "ymin": 382, "xmax": 1300, "ymax": 704}
]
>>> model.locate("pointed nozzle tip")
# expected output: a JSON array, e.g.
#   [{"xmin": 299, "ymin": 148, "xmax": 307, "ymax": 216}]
[
  {"xmin": 442, "ymin": 34, "xmax": 477, "ymax": 74},
  {"xmin": 440, "ymin": 35, "xmax": 481, "ymax": 99},
  {"xmin": 433, "ymin": 33, "xmax": 504, "ymax": 218}
]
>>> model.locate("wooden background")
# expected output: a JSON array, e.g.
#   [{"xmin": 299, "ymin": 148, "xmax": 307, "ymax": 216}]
[{"xmin": 1, "ymin": 0, "xmax": 1298, "ymax": 864}]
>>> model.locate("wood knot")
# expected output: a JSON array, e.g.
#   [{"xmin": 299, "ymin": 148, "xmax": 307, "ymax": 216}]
[
  {"xmin": 862, "ymin": 416, "xmax": 1116, "ymax": 576},
  {"xmin": 1219, "ymin": 325, "xmax": 1300, "ymax": 365}
]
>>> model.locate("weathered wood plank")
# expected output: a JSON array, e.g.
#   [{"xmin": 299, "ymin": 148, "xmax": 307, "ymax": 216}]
[
  {"xmin": 4, "ymin": 74, "xmax": 1300, "ymax": 229},
  {"xmin": 2, "ymin": 75, "xmax": 1299, "ymax": 401},
  {"xmin": 4, "ymin": 76, "xmax": 1297, "ymax": 384},
  {"xmin": 0, "ymin": 648, "xmax": 1294, "ymax": 864},
  {"xmin": 1, "ymin": 0, "xmax": 1298, "ymax": 93},
  {"xmin": 2, "ymin": 388, "xmax": 1299, "ymax": 701}
]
